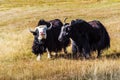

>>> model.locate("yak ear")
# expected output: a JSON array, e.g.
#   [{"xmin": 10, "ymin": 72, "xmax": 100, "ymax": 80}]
[
  {"xmin": 30, "ymin": 31, "xmax": 37, "ymax": 35},
  {"xmin": 32, "ymin": 32, "xmax": 37, "ymax": 35},
  {"xmin": 64, "ymin": 23, "xmax": 69, "ymax": 26}
]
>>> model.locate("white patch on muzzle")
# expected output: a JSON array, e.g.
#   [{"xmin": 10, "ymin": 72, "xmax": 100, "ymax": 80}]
[{"xmin": 36, "ymin": 25, "xmax": 47, "ymax": 41}]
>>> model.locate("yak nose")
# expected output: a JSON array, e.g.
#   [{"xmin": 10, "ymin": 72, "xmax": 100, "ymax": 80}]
[{"xmin": 40, "ymin": 32, "xmax": 45, "ymax": 35}]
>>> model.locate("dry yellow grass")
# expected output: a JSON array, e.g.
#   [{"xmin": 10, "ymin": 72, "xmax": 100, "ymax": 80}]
[{"xmin": 0, "ymin": 0, "xmax": 120, "ymax": 80}]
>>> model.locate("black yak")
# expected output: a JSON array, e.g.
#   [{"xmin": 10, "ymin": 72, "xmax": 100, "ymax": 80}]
[
  {"xmin": 30, "ymin": 19, "xmax": 70, "ymax": 60},
  {"xmin": 58, "ymin": 19, "xmax": 110, "ymax": 58}
]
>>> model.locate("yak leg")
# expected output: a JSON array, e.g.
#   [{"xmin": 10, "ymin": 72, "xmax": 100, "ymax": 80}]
[
  {"xmin": 46, "ymin": 48, "xmax": 51, "ymax": 59},
  {"xmin": 81, "ymin": 37, "xmax": 91, "ymax": 59},
  {"xmin": 37, "ymin": 54, "xmax": 41, "ymax": 61},
  {"xmin": 72, "ymin": 44, "xmax": 79, "ymax": 58},
  {"xmin": 78, "ymin": 46, "xmax": 83, "ymax": 57},
  {"xmin": 82, "ymin": 48, "xmax": 90, "ymax": 59},
  {"xmin": 82, "ymin": 42, "xmax": 91, "ymax": 59},
  {"xmin": 54, "ymin": 51, "xmax": 58, "ymax": 58},
  {"xmin": 97, "ymin": 50, "xmax": 101, "ymax": 58},
  {"xmin": 63, "ymin": 47, "xmax": 67, "ymax": 54}
]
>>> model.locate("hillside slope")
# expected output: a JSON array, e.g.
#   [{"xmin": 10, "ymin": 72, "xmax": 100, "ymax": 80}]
[{"xmin": 0, "ymin": 0, "xmax": 120, "ymax": 80}]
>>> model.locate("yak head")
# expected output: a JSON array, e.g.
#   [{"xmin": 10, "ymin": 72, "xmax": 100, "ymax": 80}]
[
  {"xmin": 29, "ymin": 22, "xmax": 52, "ymax": 44},
  {"xmin": 58, "ymin": 19, "xmax": 78, "ymax": 42},
  {"xmin": 58, "ymin": 18, "xmax": 72, "ymax": 42}
]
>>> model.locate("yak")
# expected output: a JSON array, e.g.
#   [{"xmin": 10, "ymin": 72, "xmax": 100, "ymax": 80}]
[
  {"xmin": 58, "ymin": 19, "xmax": 110, "ymax": 59},
  {"xmin": 30, "ymin": 19, "xmax": 70, "ymax": 60}
]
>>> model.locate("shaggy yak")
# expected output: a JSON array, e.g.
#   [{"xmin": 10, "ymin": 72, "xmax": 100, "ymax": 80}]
[
  {"xmin": 58, "ymin": 19, "xmax": 110, "ymax": 59},
  {"xmin": 30, "ymin": 19, "xmax": 70, "ymax": 60}
]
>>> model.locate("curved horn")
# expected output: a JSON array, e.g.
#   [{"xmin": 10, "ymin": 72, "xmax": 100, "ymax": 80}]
[
  {"xmin": 47, "ymin": 22, "xmax": 52, "ymax": 30},
  {"xmin": 69, "ymin": 22, "xmax": 72, "ymax": 26},
  {"xmin": 29, "ymin": 28, "xmax": 35, "ymax": 33},
  {"xmin": 64, "ymin": 17, "xmax": 68, "ymax": 24}
]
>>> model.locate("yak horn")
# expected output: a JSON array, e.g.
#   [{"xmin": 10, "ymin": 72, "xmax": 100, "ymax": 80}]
[
  {"xmin": 64, "ymin": 17, "xmax": 68, "ymax": 24},
  {"xmin": 29, "ymin": 28, "xmax": 35, "ymax": 33},
  {"xmin": 47, "ymin": 22, "xmax": 52, "ymax": 30}
]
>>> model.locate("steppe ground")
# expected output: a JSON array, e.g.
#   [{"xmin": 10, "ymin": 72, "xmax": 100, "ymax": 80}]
[{"xmin": 0, "ymin": 0, "xmax": 120, "ymax": 80}]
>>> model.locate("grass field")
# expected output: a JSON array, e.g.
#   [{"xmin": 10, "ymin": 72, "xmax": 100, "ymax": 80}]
[{"xmin": 0, "ymin": 0, "xmax": 120, "ymax": 80}]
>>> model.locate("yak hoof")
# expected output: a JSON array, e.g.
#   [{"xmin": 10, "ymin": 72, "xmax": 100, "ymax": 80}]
[
  {"xmin": 85, "ymin": 54, "xmax": 90, "ymax": 59},
  {"xmin": 48, "ymin": 54, "xmax": 51, "ymax": 59},
  {"xmin": 37, "ymin": 54, "xmax": 41, "ymax": 61},
  {"xmin": 54, "ymin": 52, "xmax": 58, "ymax": 58},
  {"xmin": 97, "ymin": 55, "xmax": 101, "ymax": 58},
  {"xmin": 37, "ymin": 58, "xmax": 40, "ymax": 61}
]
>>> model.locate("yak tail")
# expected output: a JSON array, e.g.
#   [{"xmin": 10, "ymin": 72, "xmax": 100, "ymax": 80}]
[{"xmin": 97, "ymin": 21, "xmax": 110, "ymax": 48}]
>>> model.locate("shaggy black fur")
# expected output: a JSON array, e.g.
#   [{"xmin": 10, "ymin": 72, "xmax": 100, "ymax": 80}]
[
  {"xmin": 58, "ymin": 19, "xmax": 110, "ymax": 58},
  {"xmin": 32, "ymin": 19, "xmax": 70, "ymax": 56}
]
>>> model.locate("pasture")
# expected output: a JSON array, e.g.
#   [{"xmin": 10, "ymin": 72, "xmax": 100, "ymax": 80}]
[{"xmin": 0, "ymin": 0, "xmax": 120, "ymax": 80}]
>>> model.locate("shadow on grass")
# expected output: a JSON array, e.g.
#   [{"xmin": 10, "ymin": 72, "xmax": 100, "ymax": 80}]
[
  {"xmin": 55, "ymin": 52, "xmax": 120, "ymax": 60},
  {"xmin": 55, "ymin": 53, "xmax": 87, "ymax": 60},
  {"xmin": 105, "ymin": 52, "xmax": 120, "ymax": 59}
]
